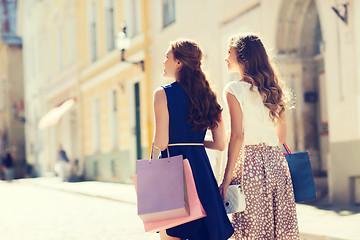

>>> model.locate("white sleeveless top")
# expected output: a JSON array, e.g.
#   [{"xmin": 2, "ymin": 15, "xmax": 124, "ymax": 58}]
[{"xmin": 224, "ymin": 80, "xmax": 279, "ymax": 146}]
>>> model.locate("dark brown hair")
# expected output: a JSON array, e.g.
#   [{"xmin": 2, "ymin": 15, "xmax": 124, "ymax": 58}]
[
  {"xmin": 171, "ymin": 39, "xmax": 222, "ymax": 131},
  {"xmin": 229, "ymin": 34, "xmax": 286, "ymax": 121}
]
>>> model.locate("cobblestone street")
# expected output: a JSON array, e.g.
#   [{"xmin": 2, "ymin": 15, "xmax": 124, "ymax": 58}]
[{"xmin": 0, "ymin": 181, "xmax": 158, "ymax": 240}]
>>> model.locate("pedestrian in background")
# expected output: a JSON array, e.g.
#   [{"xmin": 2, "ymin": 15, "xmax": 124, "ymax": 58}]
[
  {"xmin": 153, "ymin": 39, "xmax": 234, "ymax": 240},
  {"xmin": 55, "ymin": 145, "xmax": 70, "ymax": 181},
  {"xmin": 1, "ymin": 150, "xmax": 14, "ymax": 182},
  {"xmin": 0, "ymin": 153, "xmax": 4, "ymax": 180},
  {"xmin": 219, "ymin": 34, "xmax": 300, "ymax": 239}
]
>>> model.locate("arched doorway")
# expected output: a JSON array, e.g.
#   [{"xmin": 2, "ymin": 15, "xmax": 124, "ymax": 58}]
[{"xmin": 276, "ymin": 0, "xmax": 329, "ymax": 182}]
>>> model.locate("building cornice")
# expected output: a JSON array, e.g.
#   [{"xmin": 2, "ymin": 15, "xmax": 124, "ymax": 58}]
[
  {"xmin": 80, "ymin": 49, "xmax": 145, "ymax": 93},
  {"xmin": 43, "ymin": 63, "xmax": 81, "ymax": 103}
]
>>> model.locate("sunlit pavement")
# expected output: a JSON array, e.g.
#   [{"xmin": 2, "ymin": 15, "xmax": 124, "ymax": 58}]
[
  {"xmin": 0, "ymin": 180, "xmax": 158, "ymax": 240},
  {"xmin": 1, "ymin": 178, "xmax": 359, "ymax": 240}
]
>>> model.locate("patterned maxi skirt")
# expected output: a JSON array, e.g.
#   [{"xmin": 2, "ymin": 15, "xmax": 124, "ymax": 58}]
[{"xmin": 230, "ymin": 143, "xmax": 300, "ymax": 240}]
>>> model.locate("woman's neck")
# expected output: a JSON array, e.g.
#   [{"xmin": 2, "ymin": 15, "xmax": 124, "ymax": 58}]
[
  {"xmin": 238, "ymin": 70, "xmax": 245, "ymax": 80},
  {"xmin": 234, "ymin": 70, "xmax": 244, "ymax": 81}
]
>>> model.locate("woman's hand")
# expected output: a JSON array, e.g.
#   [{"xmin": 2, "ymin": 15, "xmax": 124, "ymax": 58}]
[{"xmin": 219, "ymin": 178, "xmax": 231, "ymax": 201}]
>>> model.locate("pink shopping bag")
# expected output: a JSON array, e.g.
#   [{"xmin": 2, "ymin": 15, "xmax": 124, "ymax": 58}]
[
  {"xmin": 136, "ymin": 147, "xmax": 189, "ymax": 222},
  {"xmin": 134, "ymin": 159, "xmax": 207, "ymax": 232}
]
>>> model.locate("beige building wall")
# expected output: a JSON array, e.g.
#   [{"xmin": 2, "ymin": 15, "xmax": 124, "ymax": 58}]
[{"xmin": 316, "ymin": 0, "xmax": 360, "ymax": 204}]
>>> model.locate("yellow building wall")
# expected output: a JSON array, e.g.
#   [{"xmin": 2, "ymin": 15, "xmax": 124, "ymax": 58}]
[
  {"xmin": 75, "ymin": 0, "xmax": 126, "ymax": 68},
  {"xmin": 79, "ymin": 0, "xmax": 150, "ymax": 156},
  {"xmin": 82, "ymin": 67, "xmax": 144, "ymax": 155}
]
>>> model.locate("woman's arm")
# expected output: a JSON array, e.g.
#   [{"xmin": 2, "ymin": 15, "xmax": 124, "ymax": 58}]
[
  {"xmin": 219, "ymin": 92, "xmax": 243, "ymax": 200},
  {"xmin": 152, "ymin": 87, "xmax": 169, "ymax": 151},
  {"xmin": 204, "ymin": 116, "xmax": 226, "ymax": 151},
  {"xmin": 275, "ymin": 110, "xmax": 287, "ymax": 145}
]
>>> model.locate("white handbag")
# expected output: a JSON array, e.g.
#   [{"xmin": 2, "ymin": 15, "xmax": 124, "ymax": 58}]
[
  {"xmin": 224, "ymin": 184, "xmax": 246, "ymax": 214},
  {"xmin": 224, "ymin": 139, "xmax": 246, "ymax": 214}
]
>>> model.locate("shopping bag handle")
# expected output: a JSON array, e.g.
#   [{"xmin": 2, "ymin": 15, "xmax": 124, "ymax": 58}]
[
  {"xmin": 150, "ymin": 143, "xmax": 170, "ymax": 162},
  {"xmin": 283, "ymin": 143, "xmax": 292, "ymax": 155},
  {"xmin": 283, "ymin": 143, "xmax": 311, "ymax": 158}
]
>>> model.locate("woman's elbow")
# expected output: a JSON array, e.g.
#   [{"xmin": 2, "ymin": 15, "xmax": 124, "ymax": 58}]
[
  {"xmin": 211, "ymin": 137, "xmax": 226, "ymax": 151},
  {"xmin": 217, "ymin": 141, "xmax": 227, "ymax": 151}
]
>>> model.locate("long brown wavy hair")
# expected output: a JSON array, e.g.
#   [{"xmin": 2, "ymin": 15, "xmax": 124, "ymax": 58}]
[
  {"xmin": 171, "ymin": 40, "xmax": 222, "ymax": 131},
  {"xmin": 229, "ymin": 34, "xmax": 286, "ymax": 122}
]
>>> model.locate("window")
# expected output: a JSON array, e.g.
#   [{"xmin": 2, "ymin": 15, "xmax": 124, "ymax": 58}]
[
  {"xmin": 23, "ymin": 41, "xmax": 31, "ymax": 80},
  {"xmin": 57, "ymin": 27, "xmax": 64, "ymax": 72},
  {"xmin": 88, "ymin": 0, "xmax": 98, "ymax": 62},
  {"xmin": 92, "ymin": 98, "xmax": 101, "ymax": 152},
  {"xmin": 68, "ymin": 19, "xmax": 76, "ymax": 65},
  {"xmin": 0, "ymin": 76, "xmax": 6, "ymax": 111},
  {"xmin": 94, "ymin": 161, "xmax": 98, "ymax": 176},
  {"xmin": 104, "ymin": 0, "xmax": 115, "ymax": 51},
  {"xmin": 163, "ymin": 0, "xmax": 175, "ymax": 28},
  {"xmin": 45, "ymin": 34, "xmax": 52, "ymax": 80},
  {"xmin": 111, "ymin": 159, "xmax": 118, "ymax": 177},
  {"xmin": 36, "ymin": 36, "xmax": 41, "ymax": 75},
  {"xmin": 124, "ymin": 0, "xmax": 141, "ymax": 38},
  {"xmin": 40, "ymin": 36, "xmax": 45, "ymax": 78},
  {"xmin": 30, "ymin": 38, "xmax": 35, "ymax": 77},
  {"xmin": 109, "ymin": 90, "xmax": 118, "ymax": 149}
]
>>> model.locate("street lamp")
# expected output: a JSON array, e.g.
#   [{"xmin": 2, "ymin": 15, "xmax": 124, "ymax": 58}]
[{"xmin": 116, "ymin": 25, "xmax": 145, "ymax": 71}]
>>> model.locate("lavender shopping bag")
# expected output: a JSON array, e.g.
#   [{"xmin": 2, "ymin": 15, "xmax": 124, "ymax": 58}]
[
  {"xmin": 136, "ymin": 146, "xmax": 190, "ymax": 222},
  {"xmin": 134, "ymin": 159, "xmax": 206, "ymax": 232}
]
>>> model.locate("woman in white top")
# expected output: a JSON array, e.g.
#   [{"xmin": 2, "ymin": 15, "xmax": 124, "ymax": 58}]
[{"xmin": 219, "ymin": 34, "xmax": 300, "ymax": 239}]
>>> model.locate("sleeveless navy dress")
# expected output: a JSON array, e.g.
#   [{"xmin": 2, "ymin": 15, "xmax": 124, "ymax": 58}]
[{"xmin": 160, "ymin": 82, "xmax": 234, "ymax": 240}]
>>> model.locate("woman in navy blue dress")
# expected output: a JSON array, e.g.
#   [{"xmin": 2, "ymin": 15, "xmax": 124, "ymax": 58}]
[{"xmin": 153, "ymin": 39, "xmax": 234, "ymax": 240}]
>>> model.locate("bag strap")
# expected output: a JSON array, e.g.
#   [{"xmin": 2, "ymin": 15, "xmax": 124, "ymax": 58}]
[
  {"xmin": 239, "ymin": 93, "xmax": 245, "ymax": 191},
  {"xmin": 283, "ymin": 143, "xmax": 292, "ymax": 154},
  {"xmin": 151, "ymin": 143, "xmax": 203, "ymax": 160},
  {"xmin": 240, "ymin": 141, "xmax": 245, "ymax": 191},
  {"xmin": 239, "ymin": 115, "xmax": 245, "ymax": 191},
  {"xmin": 150, "ymin": 143, "xmax": 170, "ymax": 162}
]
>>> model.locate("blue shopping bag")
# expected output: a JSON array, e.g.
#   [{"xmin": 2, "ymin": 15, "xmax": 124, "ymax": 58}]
[{"xmin": 283, "ymin": 144, "xmax": 317, "ymax": 202}]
